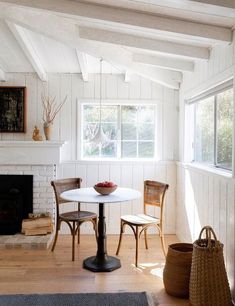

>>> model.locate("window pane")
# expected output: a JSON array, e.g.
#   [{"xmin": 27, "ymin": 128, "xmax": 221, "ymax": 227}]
[
  {"xmin": 195, "ymin": 96, "xmax": 214, "ymax": 164},
  {"xmin": 83, "ymin": 142, "xmax": 99, "ymax": 157},
  {"xmin": 102, "ymin": 123, "xmax": 117, "ymax": 140},
  {"xmin": 217, "ymin": 88, "xmax": 233, "ymax": 170},
  {"xmin": 101, "ymin": 142, "xmax": 117, "ymax": 157},
  {"xmin": 101, "ymin": 106, "xmax": 117, "ymax": 122},
  {"xmin": 138, "ymin": 123, "xmax": 154, "ymax": 140},
  {"xmin": 139, "ymin": 142, "xmax": 154, "ymax": 157},
  {"xmin": 121, "ymin": 106, "xmax": 137, "ymax": 122},
  {"xmin": 83, "ymin": 105, "xmax": 100, "ymax": 122},
  {"xmin": 83, "ymin": 105, "xmax": 118, "ymax": 158},
  {"xmin": 121, "ymin": 105, "xmax": 155, "ymax": 158},
  {"xmin": 138, "ymin": 106, "xmax": 154, "ymax": 123},
  {"xmin": 122, "ymin": 141, "xmax": 137, "ymax": 157},
  {"xmin": 83, "ymin": 123, "xmax": 97, "ymax": 141},
  {"xmin": 122, "ymin": 123, "xmax": 137, "ymax": 140}
]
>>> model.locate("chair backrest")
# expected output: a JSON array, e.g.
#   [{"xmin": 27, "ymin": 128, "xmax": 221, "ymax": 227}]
[
  {"xmin": 51, "ymin": 178, "xmax": 82, "ymax": 205},
  {"xmin": 144, "ymin": 180, "xmax": 169, "ymax": 220}
]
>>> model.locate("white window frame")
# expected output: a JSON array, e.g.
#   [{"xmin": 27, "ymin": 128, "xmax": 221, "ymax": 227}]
[
  {"xmin": 185, "ymin": 79, "xmax": 233, "ymax": 173},
  {"xmin": 79, "ymin": 100, "xmax": 160, "ymax": 161}
]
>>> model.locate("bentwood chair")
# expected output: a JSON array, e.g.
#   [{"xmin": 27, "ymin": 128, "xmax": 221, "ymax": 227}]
[
  {"xmin": 51, "ymin": 178, "xmax": 97, "ymax": 261},
  {"xmin": 116, "ymin": 180, "xmax": 169, "ymax": 267}
]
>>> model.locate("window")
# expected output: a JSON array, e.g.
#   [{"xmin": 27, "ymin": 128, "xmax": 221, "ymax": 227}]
[
  {"xmin": 82, "ymin": 104, "xmax": 156, "ymax": 159},
  {"xmin": 195, "ymin": 96, "xmax": 215, "ymax": 164},
  {"xmin": 194, "ymin": 86, "xmax": 233, "ymax": 170}
]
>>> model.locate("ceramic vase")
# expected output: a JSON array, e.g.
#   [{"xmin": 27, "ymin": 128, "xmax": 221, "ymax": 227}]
[{"xmin": 43, "ymin": 123, "xmax": 52, "ymax": 140}]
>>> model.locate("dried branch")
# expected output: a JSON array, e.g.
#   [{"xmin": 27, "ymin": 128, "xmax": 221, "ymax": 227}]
[{"xmin": 41, "ymin": 94, "xmax": 67, "ymax": 126}]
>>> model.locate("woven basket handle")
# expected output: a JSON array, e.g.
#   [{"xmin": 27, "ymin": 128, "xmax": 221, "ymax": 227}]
[{"xmin": 198, "ymin": 226, "xmax": 218, "ymax": 248}]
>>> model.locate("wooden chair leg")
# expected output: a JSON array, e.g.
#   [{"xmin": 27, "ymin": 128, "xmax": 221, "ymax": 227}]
[
  {"xmin": 159, "ymin": 229, "xmax": 166, "ymax": 257},
  {"xmin": 116, "ymin": 220, "xmax": 124, "ymax": 255},
  {"xmin": 51, "ymin": 220, "xmax": 60, "ymax": 252},
  {"xmin": 72, "ymin": 222, "xmax": 76, "ymax": 261},
  {"xmin": 51, "ymin": 229, "xmax": 59, "ymax": 252},
  {"xmin": 135, "ymin": 226, "xmax": 139, "ymax": 267},
  {"xmin": 77, "ymin": 223, "xmax": 80, "ymax": 244},
  {"xmin": 144, "ymin": 228, "xmax": 148, "ymax": 250}
]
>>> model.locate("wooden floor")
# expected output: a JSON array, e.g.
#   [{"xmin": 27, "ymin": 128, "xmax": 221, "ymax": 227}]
[{"xmin": 0, "ymin": 234, "xmax": 189, "ymax": 305}]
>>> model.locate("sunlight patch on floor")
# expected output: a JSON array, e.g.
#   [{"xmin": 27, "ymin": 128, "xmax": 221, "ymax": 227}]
[
  {"xmin": 130, "ymin": 262, "xmax": 165, "ymax": 278},
  {"xmin": 150, "ymin": 266, "xmax": 164, "ymax": 278}
]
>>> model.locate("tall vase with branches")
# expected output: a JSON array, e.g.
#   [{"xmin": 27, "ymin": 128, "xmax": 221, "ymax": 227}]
[{"xmin": 42, "ymin": 94, "xmax": 67, "ymax": 140}]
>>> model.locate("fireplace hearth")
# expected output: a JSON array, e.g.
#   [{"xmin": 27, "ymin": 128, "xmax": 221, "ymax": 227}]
[{"xmin": 0, "ymin": 175, "xmax": 33, "ymax": 235}]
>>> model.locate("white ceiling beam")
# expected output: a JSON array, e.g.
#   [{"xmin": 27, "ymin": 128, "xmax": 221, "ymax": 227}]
[
  {"xmin": 2, "ymin": 9, "xmax": 180, "ymax": 89},
  {"xmin": 133, "ymin": 53, "xmax": 194, "ymax": 72},
  {"xmin": 79, "ymin": 27, "xmax": 209, "ymax": 60},
  {"xmin": 6, "ymin": 21, "xmax": 47, "ymax": 82},
  {"xmin": 0, "ymin": 67, "xmax": 6, "ymax": 81},
  {"xmin": 124, "ymin": 71, "xmax": 131, "ymax": 82},
  {"xmin": 191, "ymin": 0, "xmax": 235, "ymax": 9},
  {"xmin": 0, "ymin": 0, "xmax": 232, "ymax": 43},
  {"xmin": 93, "ymin": 0, "xmax": 235, "ymax": 12},
  {"xmin": 76, "ymin": 50, "xmax": 89, "ymax": 82}
]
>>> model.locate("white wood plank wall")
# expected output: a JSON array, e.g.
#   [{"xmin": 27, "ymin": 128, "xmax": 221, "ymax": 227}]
[
  {"xmin": 0, "ymin": 72, "xmax": 178, "ymax": 235},
  {"xmin": 178, "ymin": 35, "xmax": 235, "ymax": 298},
  {"xmin": 0, "ymin": 73, "xmax": 179, "ymax": 162},
  {"xmin": 177, "ymin": 163, "xmax": 235, "ymax": 299}
]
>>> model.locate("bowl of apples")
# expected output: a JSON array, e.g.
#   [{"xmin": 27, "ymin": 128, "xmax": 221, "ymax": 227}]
[{"xmin": 94, "ymin": 181, "xmax": 117, "ymax": 195}]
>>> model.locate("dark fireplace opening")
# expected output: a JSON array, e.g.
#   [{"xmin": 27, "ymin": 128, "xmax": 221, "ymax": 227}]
[{"xmin": 0, "ymin": 175, "xmax": 33, "ymax": 235}]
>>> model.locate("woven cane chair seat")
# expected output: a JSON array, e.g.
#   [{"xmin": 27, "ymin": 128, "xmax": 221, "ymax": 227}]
[
  {"xmin": 121, "ymin": 214, "xmax": 160, "ymax": 225},
  {"xmin": 60, "ymin": 211, "xmax": 97, "ymax": 222}
]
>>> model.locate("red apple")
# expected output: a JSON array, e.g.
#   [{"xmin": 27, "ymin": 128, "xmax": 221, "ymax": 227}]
[
  {"xmin": 96, "ymin": 181, "xmax": 115, "ymax": 188},
  {"xmin": 96, "ymin": 182, "xmax": 104, "ymax": 187}
]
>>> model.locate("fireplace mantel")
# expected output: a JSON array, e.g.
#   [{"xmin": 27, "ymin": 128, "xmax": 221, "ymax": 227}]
[{"xmin": 0, "ymin": 141, "xmax": 65, "ymax": 165}]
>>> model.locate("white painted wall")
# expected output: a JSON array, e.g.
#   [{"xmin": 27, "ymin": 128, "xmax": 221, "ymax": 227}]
[
  {"xmin": 0, "ymin": 73, "xmax": 179, "ymax": 161},
  {"xmin": 178, "ymin": 38, "xmax": 235, "ymax": 297},
  {"xmin": 0, "ymin": 72, "xmax": 178, "ymax": 235}
]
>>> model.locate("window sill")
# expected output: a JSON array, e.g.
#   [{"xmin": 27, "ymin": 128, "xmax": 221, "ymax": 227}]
[
  {"xmin": 80, "ymin": 158, "xmax": 158, "ymax": 163},
  {"xmin": 62, "ymin": 159, "xmax": 176, "ymax": 165},
  {"xmin": 179, "ymin": 162, "xmax": 232, "ymax": 179}
]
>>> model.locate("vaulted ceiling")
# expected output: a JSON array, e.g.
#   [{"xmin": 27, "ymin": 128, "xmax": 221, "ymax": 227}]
[{"xmin": 0, "ymin": 0, "xmax": 234, "ymax": 89}]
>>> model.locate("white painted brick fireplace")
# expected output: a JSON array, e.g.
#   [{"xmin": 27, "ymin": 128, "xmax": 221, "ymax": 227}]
[
  {"xmin": 0, "ymin": 164, "xmax": 55, "ymax": 217},
  {"xmin": 0, "ymin": 141, "xmax": 65, "ymax": 216},
  {"xmin": 0, "ymin": 141, "xmax": 65, "ymax": 249}
]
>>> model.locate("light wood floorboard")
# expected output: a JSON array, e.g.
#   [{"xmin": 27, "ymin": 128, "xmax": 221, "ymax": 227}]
[{"xmin": 0, "ymin": 234, "xmax": 189, "ymax": 305}]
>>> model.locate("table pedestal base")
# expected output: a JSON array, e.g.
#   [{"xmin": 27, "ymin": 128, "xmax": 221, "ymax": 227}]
[
  {"xmin": 83, "ymin": 202, "xmax": 121, "ymax": 272},
  {"xmin": 83, "ymin": 255, "xmax": 121, "ymax": 272}
]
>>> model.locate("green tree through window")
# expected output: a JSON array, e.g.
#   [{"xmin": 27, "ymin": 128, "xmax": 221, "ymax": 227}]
[
  {"xmin": 194, "ymin": 87, "xmax": 233, "ymax": 170},
  {"xmin": 82, "ymin": 104, "xmax": 155, "ymax": 159}
]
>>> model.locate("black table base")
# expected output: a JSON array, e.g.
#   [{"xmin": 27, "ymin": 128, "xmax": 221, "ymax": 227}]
[
  {"xmin": 83, "ymin": 255, "xmax": 121, "ymax": 272},
  {"xmin": 83, "ymin": 202, "xmax": 121, "ymax": 272}
]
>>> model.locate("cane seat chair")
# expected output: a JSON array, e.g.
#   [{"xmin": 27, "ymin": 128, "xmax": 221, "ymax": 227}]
[
  {"xmin": 116, "ymin": 180, "xmax": 169, "ymax": 267},
  {"xmin": 51, "ymin": 178, "xmax": 97, "ymax": 261}
]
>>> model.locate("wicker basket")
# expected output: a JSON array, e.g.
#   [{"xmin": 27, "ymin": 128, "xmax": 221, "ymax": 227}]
[
  {"xmin": 189, "ymin": 226, "xmax": 232, "ymax": 306},
  {"xmin": 163, "ymin": 243, "xmax": 193, "ymax": 298}
]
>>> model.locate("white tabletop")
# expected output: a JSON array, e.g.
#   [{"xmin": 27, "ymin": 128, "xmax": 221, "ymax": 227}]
[{"xmin": 60, "ymin": 187, "xmax": 141, "ymax": 204}]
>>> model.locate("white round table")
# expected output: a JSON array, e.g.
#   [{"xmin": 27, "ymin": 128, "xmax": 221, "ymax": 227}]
[{"xmin": 60, "ymin": 187, "xmax": 141, "ymax": 272}]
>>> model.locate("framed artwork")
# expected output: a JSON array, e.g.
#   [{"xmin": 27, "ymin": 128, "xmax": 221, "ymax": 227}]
[{"xmin": 0, "ymin": 86, "xmax": 27, "ymax": 133}]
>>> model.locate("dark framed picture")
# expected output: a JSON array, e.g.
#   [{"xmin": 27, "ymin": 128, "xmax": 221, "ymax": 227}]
[{"xmin": 0, "ymin": 86, "xmax": 27, "ymax": 133}]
